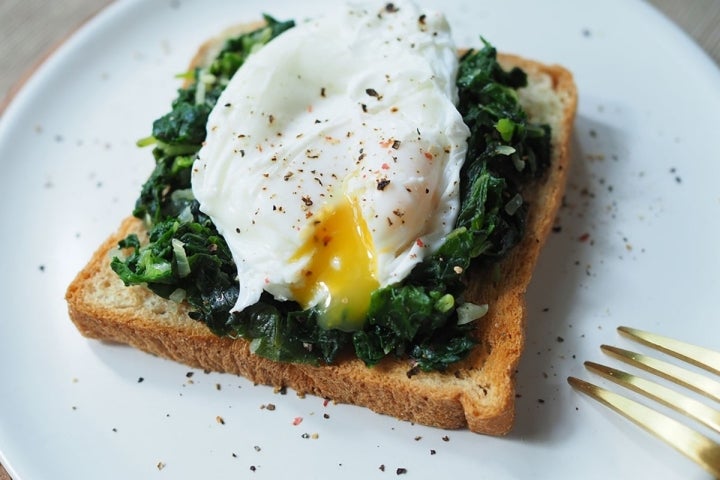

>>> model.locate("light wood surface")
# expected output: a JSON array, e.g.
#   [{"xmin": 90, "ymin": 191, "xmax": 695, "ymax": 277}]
[{"xmin": 1, "ymin": 0, "xmax": 719, "ymax": 478}]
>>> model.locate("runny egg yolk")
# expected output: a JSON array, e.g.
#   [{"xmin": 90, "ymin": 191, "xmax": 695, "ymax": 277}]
[{"xmin": 290, "ymin": 196, "xmax": 379, "ymax": 331}]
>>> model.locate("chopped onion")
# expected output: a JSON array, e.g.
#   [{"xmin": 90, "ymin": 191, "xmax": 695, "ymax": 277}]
[
  {"xmin": 494, "ymin": 145, "xmax": 516, "ymax": 156},
  {"xmin": 504, "ymin": 193, "xmax": 523, "ymax": 215},
  {"xmin": 456, "ymin": 302, "xmax": 489, "ymax": 325},
  {"xmin": 512, "ymin": 153, "xmax": 526, "ymax": 172},
  {"xmin": 169, "ymin": 288, "xmax": 186, "ymax": 303},
  {"xmin": 171, "ymin": 238, "xmax": 191, "ymax": 278}
]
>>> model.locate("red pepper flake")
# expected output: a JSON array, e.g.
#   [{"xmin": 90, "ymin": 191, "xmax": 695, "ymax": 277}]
[
  {"xmin": 323, "ymin": 399, "xmax": 330, "ymax": 407},
  {"xmin": 578, "ymin": 233, "xmax": 590, "ymax": 242},
  {"xmin": 292, "ymin": 416, "xmax": 303, "ymax": 426},
  {"xmin": 416, "ymin": 238, "xmax": 425, "ymax": 247},
  {"xmin": 381, "ymin": 163, "xmax": 390, "ymax": 170},
  {"xmin": 424, "ymin": 151, "xmax": 434, "ymax": 160}
]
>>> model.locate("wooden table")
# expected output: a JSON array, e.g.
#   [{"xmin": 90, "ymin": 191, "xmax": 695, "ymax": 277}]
[{"xmin": 1, "ymin": 0, "xmax": 719, "ymax": 478}]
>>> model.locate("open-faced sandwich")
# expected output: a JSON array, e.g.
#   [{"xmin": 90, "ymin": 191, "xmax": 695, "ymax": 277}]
[{"xmin": 66, "ymin": 0, "xmax": 577, "ymax": 435}]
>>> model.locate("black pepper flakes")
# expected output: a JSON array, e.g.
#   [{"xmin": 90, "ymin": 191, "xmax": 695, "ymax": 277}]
[
  {"xmin": 385, "ymin": 3, "xmax": 399, "ymax": 13},
  {"xmin": 396, "ymin": 467, "xmax": 408, "ymax": 475},
  {"xmin": 365, "ymin": 88, "xmax": 382, "ymax": 100},
  {"xmin": 391, "ymin": 139, "xmax": 401, "ymax": 149},
  {"xmin": 377, "ymin": 178, "xmax": 391, "ymax": 191}
]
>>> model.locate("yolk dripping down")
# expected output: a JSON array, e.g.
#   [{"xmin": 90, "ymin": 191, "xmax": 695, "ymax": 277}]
[{"xmin": 290, "ymin": 195, "xmax": 379, "ymax": 331}]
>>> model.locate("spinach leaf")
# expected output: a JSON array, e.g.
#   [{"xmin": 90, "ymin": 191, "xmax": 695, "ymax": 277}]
[{"xmin": 111, "ymin": 26, "xmax": 552, "ymax": 372}]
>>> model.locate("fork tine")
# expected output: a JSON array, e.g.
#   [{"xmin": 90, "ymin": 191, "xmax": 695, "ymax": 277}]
[
  {"xmin": 568, "ymin": 376, "xmax": 720, "ymax": 478},
  {"xmin": 585, "ymin": 360, "xmax": 720, "ymax": 434},
  {"xmin": 618, "ymin": 326, "xmax": 720, "ymax": 375},
  {"xmin": 601, "ymin": 344, "xmax": 720, "ymax": 403}
]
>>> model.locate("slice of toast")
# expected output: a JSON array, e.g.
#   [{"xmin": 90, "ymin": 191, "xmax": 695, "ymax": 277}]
[{"xmin": 65, "ymin": 21, "xmax": 577, "ymax": 435}]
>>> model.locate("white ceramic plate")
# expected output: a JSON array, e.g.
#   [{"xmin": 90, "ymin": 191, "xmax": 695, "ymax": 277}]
[{"xmin": 1, "ymin": 0, "xmax": 719, "ymax": 478}]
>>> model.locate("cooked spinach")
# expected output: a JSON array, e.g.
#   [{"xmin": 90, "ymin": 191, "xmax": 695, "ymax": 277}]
[{"xmin": 111, "ymin": 21, "xmax": 551, "ymax": 372}]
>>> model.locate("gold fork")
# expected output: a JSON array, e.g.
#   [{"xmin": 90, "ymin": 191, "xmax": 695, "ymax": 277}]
[{"xmin": 568, "ymin": 326, "xmax": 720, "ymax": 477}]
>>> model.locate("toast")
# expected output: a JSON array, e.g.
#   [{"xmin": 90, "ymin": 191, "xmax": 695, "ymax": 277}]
[{"xmin": 65, "ymin": 18, "xmax": 577, "ymax": 435}]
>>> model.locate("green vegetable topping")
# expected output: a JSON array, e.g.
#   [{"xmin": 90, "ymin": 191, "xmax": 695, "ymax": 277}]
[{"xmin": 111, "ymin": 22, "xmax": 551, "ymax": 372}]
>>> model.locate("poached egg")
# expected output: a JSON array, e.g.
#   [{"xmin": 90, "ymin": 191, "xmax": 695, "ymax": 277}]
[{"xmin": 192, "ymin": 0, "xmax": 469, "ymax": 331}]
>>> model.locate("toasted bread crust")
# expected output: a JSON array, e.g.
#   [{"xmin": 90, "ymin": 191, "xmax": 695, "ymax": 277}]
[{"xmin": 65, "ymin": 23, "xmax": 577, "ymax": 435}]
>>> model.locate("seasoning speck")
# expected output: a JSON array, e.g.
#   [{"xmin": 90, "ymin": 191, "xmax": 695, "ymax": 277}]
[
  {"xmin": 396, "ymin": 467, "xmax": 408, "ymax": 475},
  {"xmin": 156, "ymin": 461, "xmax": 165, "ymax": 471},
  {"xmin": 216, "ymin": 415, "xmax": 225, "ymax": 425},
  {"xmin": 377, "ymin": 178, "xmax": 391, "ymax": 191}
]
